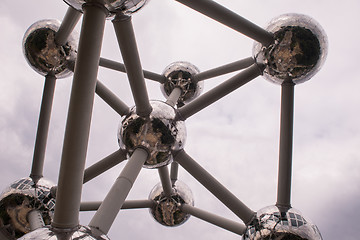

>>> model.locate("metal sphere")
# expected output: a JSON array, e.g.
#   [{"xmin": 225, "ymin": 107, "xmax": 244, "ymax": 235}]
[
  {"xmin": 149, "ymin": 181, "xmax": 194, "ymax": 227},
  {"xmin": 0, "ymin": 177, "xmax": 56, "ymax": 238},
  {"xmin": 22, "ymin": 19, "xmax": 77, "ymax": 78},
  {"xmin": 161, "ymin": 61, "xmax": 203, "ymax": 106},
  {"xmin": 253, "ymin": 13, "xmax": 328, "ymax": 85},
  {"xmin": 243, "ymin": 205, "xmax": 322, "ymax": 240},
  {"xmin": 118, "ymin": 100, "xmax": 186, "ymax": 168},
  {"xmin": 18, "ymin": 225, "xmax": 109, "ymax": 240},
  {"xmin": 63, "ymin": 0, "xmax": 149, "ymax": 18}
]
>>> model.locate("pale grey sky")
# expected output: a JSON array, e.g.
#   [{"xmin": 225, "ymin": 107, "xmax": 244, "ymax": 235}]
[{"xmin": 1, "ymin": 0, "xmax": 360, "ymax": 239}]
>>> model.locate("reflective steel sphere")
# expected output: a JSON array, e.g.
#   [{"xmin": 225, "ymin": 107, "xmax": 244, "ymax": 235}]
[
  {"xmin": 23, "ymin": 19, "xmax": 77, "ymax": 78},
  {"xmin": 161, "ymin": 61, "xmax": 203, "ymax": 106},
  {"xmin": 149, "ymin": 181, "xmax": 194, "ymax": 227},
  {"xmin": 64, "ymin": 0, "xmax": 149, "ymax": 18},
  {"xmin": 253, "ymin": 14, "xmax": 328, "ymax": 84},
  {"xmin": 118, "ymin": 101, "xmax": 186, "ymax": 168},
  {"xmin": 0, "ymin": 178, "xmax": 56, "ymax": 238},
  {"xmin": 18, "ymin": 225, "xmax": 109, "ymax": 240},
  {"xmin": 243, "ymin": 205, "xmax": 322, "ymax": 240}
]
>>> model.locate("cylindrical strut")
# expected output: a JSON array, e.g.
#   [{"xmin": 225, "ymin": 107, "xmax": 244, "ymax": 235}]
[
  {"xmin": 276, "ymin": 80, "xmax": 295, "ymax": 209},
  {"xmin": 30, "ymin": 74, "xmax": 56, "ymax": 184},
  {"xmin": 52, "ymin": 3, "xmax": 107, "ymax": 229}
]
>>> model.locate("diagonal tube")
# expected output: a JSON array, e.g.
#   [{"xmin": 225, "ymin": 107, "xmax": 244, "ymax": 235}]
[
  {"xmin": 176, "ymin": 64, "xmax": 261, "ymax": 120},
  {"xmin": 95, "ymin": 80, "xmax": 130, "ymax": 116},
  {"xmin": 276, "ymin": 80, "xmax": 295, "ymax": 210},
  {"xmin": 55, "ymin": 6, "xmax": 82, "ymax": 46},
  {"xmin": 194, "ymin": 57, "xmax": 255, "ymax": 82},
  {"xmin": 175, "ymin": 0, "xmax": 273, "ymax": 46},
  {"xmin": 89, "ymin": 148, "xmax": 148, "ymax": 234},
  {"xmin": 30, "ymin": 74, "xmax": 56, "ymax": 185},
  {"xmin": 181, "ymin": 204, "xmax": 247, "ymax": 235},
  {"xmin": 99, "ymin": 57, "xmax": 166, "ymax": 83},
  {"xmin": 83, "ymin": 149, "xmax": 128, "ymax": 184},
  {"xmin": 112, "ymin": 15, "xmax": 152, "ymax": 117},
  {"xmin": 158, "ymin": 166, "xmax": 173, "ymax": 197},
  {"xmin": 52, "ymin": 3, "xmax": 107, "ymax": 229},
  {"xmin": 165, "ymin": 87, "xmax": 182, "ymax": 107},
  {"xmin": 80, "ymin": 200, "xmax": 154, "ymax": 211},
  {"xmin": 28, "ymin": 210, "xmax": 45, "ymax": 231},
  {"xmin": 174, "ymin": 150, "xmax": 255, "ymax": 224}
]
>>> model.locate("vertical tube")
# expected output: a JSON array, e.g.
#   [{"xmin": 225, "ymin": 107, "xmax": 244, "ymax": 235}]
[
  {"xmin": 276, "ymin": 80, "xmax": 295, "ymax": 209},
  {"xmin": 174, "ymin": 150, "xmax": 255, "ymax": 224},
  {"xmin": 89, "ymin": 148, "xmax": 148, "ymax": 234},
  {"xmin": 158, "ymin": 166, "xmax": 173, "ymax": 197},
  {"xmin": 170, "ymin": 162, "xmax": 179, "ymax": 185},
  {"xmin": 30, "ymin": 74, "xmax": 56, "ymax": 184},
  {"xmin": 55, "ymin": 7, "xmax": 82, "ymax": 46},
  {"xmin": 52, "ymin": 3, "xmax": 107, "ymax": 229},
  {"xmin": 112, "ymin": 14, "xmax": 152, "ymax": 117}
]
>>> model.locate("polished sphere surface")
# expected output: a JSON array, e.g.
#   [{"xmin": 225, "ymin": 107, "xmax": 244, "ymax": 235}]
[
  {"xmin": 64, "ymin": 0, "xmax": 149, "ymax": 18},
  {"xmin": 253, "ymin": 14, "xmax": 328, "ymax": 84},
  {"xmin": 149, "ymin": 181, "xmax": 194, "ymax": 226},
  {"xmin": 23, "ymin": 19, "xmax": 77, "ymax": 78},
  {"xmin": 0, "ymin": 178, "xmax": 56, "ymax": 238},
  {"xmin": 18, "ymin": 225, "xmax": 109, "ymax": 240},
  {"xmin": 242, "ymin": 205, "xmax": 322, "ymax": 240},
  {"xmin": 118, "ymin": 101, "xmax": 186, "ymax": 168},
  {"xmin": 161, "ymin": 61, "xmax": 203, "ymax": 106}
]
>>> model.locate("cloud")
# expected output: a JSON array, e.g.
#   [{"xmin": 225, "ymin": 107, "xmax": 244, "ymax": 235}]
[{"xmin": 1, "ymin": 0, "xmax": 360, "ymax": 240}]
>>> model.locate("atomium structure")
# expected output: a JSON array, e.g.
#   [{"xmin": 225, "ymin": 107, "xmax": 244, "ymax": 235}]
[{"xmin": 1, "ymin": 0, "xmax": 328, "ymax": 239}]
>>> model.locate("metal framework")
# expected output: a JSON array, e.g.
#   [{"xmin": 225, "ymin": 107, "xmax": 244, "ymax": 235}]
[{"xmin": 1, "ymin": 1, "xmax": 328, "ymax": 239}]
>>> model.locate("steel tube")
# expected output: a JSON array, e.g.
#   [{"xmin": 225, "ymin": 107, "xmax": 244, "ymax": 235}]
[
  {"xmin": 176, "ymin": 64, "xmax": 261, "ymax": 120},
  {"xmin": 99, "ymin": 57, "xmax": 166, "ymax": 83},
  {"xmin": 80, "ymin": 200, "xmax": 154, "ymax": 211},
  {"xmin": 89, "ymin": 148, "xmax": 148, "ymax": 234},
  {"xmin": 276, "ymin": 80, "xmax": 295, "ymax": 209},
  {"xmin": 112, "ymin": 15, "xmax": 152, "ymax": 117},
  {"xmin": 95, "ymin": 80, "xmax": 130, "ymax": 116},
  {"xmin": 170, "ymin": 162, "xmax": 179, "ymax": 185},
  {"xmin": 194, "ymin": 57, "xmax": 255, "ymax": 81},
  {"xmin": 166, "ymin": 87, "xmax": 182, "ymax": 107},
  {"xmin": 181, "ymin": 204, "xmax": 247, "ymax": 235},
  {"xmin": 83, "ymin": 149, "xmax": 128, "ymax": 184},
  {"xmin": 55, "ymin": 7, "xmax": 82, "ymax": 46},
  {"xmin": 174, "ymin": 150, "xmax": 255, "ymax": 224},
  {"xmin": 158, "ymin": 166, "xmax": 173, "ymax": 197},
  {"xmin": 30, "ymin": 74, "xmax": 56, "ymax": 184},
  {"xmin": 175, "ymin": 0, "xmax": 273, "ymax": 46},
  {"xmin": 27, "ymin": 210, "xmax": 45, "ymax": 231},
  {"xmin": 52, "ymin": 3, "xmax": 107, "ymax": 229}
]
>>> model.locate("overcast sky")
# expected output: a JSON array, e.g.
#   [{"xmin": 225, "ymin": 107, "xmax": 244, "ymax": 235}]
[{"xmin": 1, "ymin": 0, "xmax": 360, "ymax": 239}]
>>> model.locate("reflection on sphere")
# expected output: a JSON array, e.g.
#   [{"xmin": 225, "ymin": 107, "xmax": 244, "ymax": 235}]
[
  {"xmin": 22, "ymin": 19, "xmax": 77, "ymax": 78},
  {"xmin": 118, "ymin": 101, "xmax": 186, "ymax": 168},
  {"xmin": 161, "ymin": 61, "xmax": 203, "ymax": 106},
  {"xmin": 149, "ymin": 181, "xmax": 194, "ymax": 226},
  {"xmin": 0, "ymin": 178, "xmax": 56, "ymax": 238},
  {"xmin": 243, "ymin": 205, "xmax": 322, "ymax": 240},
  {"xmin": 18, "ymin": 225, "xmax": 109, "ymax": 240},
  {"xmin": 253, "ymin": 13, "xmax": 328, "ymax": 84},
  {"xmin": 63, "ymin": 0, "xmax": 149, "ymax": 18}
]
